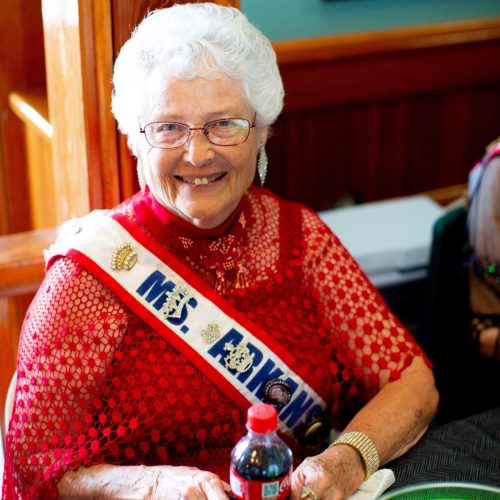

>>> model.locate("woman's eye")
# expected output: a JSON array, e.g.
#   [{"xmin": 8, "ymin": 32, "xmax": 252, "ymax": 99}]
[
  {"xmin": 157, "ymin": 123, "xmax": 180, "ymax": 133},
  {"xmin": 210, "ymin": 120, "xmax": 241, "ymax": 136}
]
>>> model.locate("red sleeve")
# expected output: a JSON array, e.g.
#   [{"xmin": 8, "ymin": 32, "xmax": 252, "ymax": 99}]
[
  {"xmin": 300, "ymin": 207, "xmax": 430, "ymax": 399},
  {"xmin": 2, "ymin": 257, "xmax": 130, "ymax": 499}
]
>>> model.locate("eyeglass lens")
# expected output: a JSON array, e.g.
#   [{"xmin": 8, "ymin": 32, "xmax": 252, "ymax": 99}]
[{"xmin": 143, "ymin": 118, "xmax": 252, "ymax": 149}]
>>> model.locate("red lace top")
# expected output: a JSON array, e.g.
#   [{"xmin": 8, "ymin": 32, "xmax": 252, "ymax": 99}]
[{"xmin": 2, "ymin": 186, "xmax": 428, "ymax": 499}]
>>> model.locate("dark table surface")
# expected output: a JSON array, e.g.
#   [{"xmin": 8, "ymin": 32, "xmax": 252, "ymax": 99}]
[{"xmin": 386, "ymin": 406, "xmax": 500, "ymax": 491}]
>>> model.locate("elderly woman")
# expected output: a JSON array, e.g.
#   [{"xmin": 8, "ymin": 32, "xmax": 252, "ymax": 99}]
[{"xmin": 2, "ymin": 3, "xmax": 438, "ymax": 499}]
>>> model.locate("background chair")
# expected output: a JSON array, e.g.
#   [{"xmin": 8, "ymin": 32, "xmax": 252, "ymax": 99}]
[
  {"xmin": 0, "ymin": 372, "xmax": 15, "ymax": 491},
  {"xmin": 421, "ymin": 205, "xmax": 471, "ymax": 423},
  {"xmin": 421, "ymin": 205, "xmax": 499, "ymax": 424},
  {"xmin": 0, "ymin": 227, "xmax": 56, "ymax": 440},
  {"xmin": 4, "ymin": 372, "xmax": 16, "ymax": 437}
]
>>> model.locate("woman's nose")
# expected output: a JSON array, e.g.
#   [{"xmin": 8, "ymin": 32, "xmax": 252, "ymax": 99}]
[{"xmin": 182, "ymin": 130, "xmax": 214, "ymax": 167}]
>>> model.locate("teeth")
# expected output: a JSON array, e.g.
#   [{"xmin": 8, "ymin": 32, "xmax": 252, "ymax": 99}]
[
  {"xmin": 194, "ymin": 177, "xmax": 209, "ymax": 185},
  {"xmin": 182, "ymin": 174, "xmax": 222, "ymax": 185}
]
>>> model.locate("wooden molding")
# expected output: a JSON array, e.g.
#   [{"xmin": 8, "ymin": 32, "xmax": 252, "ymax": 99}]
[
  {"xmin": 262, "ymin": 18, "xmax": 500, "ymax": 210},
  {"xmin": 273, "ymin": 18, "xmax": 500, "ymax": 111},
  {"xmin": 424, "ymin": 184, "xmax": 468, "ymax": 207},
  {"xmin": 8, "ymin": 90, "xmax": 56, "ymax": 228},
  {"xmin": 274, "ymin": 17, "xmax": 500, "ymax": 64},
  {"xmin": 8, "ymin": 90, "xmax": 52, "ymax": 139},
  {"xmin": 79, "ymin": 1, "xmax": 121, "ymax": 211},
  {"xmin": 0, "ymin": 227, "xmax": 57, "ymax": 297},
  {"xmin": 42, "ymin": 0, "xmax": 91, "ymax": 221},
  {"xmin": 214, "ymin": 0, "xmax": 239, "ymax": 6},
  {"xmin": 0, "ymin": 0, "xmax": 46, "ymax": 234}
]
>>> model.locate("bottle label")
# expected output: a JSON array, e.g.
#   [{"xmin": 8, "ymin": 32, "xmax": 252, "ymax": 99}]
[{"xmin": 229, "ymin": 466, "xmax": 292, "ymax": 499}]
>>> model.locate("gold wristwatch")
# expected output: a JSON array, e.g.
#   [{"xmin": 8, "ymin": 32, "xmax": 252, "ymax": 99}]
[{"xmin": 328, "ymin": 431, "xmax": 380, "ymax": 480}]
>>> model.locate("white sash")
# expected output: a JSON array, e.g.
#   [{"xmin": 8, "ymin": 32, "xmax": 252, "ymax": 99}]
[{"xmin": 46, "ymin": 211, "xmax": 328, "ymax": 440}]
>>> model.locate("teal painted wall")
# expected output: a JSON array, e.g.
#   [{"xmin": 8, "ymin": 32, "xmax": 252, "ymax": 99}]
[{"xmin": 240, "ymin": 0, "xmax": 500, "ymax": 41}]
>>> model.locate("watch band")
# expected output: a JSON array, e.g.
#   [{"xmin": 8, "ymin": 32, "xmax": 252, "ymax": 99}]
[{"xmin": 328, "ymin": 431, "xmax": 380, "ymax": 480}]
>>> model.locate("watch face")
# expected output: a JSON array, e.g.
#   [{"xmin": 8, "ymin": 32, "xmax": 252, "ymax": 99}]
[{"xmin": 380, "ymin": 482, "xmax": 500, "ymax": 500}]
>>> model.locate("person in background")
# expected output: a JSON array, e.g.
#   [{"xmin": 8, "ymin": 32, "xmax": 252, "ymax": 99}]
[
  {"xmin": 2, "ymin": 3, "xmax": 438, "ymax": 499},
  {"xmin": 468, "ymin": 138, "xmax": 500, "ymax": 361}
]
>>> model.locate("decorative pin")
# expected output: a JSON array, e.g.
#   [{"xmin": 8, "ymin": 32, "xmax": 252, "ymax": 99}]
[
  {"xmin": 201, "ymin": 323, "xmax": 222, "ymax": 344},
  {"xmin": 301, "ymin": 416, "xmax": 328, "ymax": 448},
  {"xmin": 162, "ymin": 284, "xmax": 192, "ymax": 319},
  {"xmin": 262, "ymin": 378, "xmax": 292, "ymax": 410},
  {"xmin": 304, "ymin": 420, "xmax": 324, "ymax": 438},
  {"xmin": 111, "ymin": 243, "xmax": 138, "ymax": 271},
  {"xmin": 224, "ymin": 341, "xmax": 254, "ymax": 374}
]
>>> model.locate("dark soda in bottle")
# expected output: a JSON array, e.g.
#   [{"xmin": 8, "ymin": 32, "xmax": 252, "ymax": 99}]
[{"xmin": 230, "ymin": 403, "xmax": 293, "ymax": 499}]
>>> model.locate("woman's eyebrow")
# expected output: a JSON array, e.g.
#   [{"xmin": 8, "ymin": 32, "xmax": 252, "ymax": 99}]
[{"xmin": 148, "ymin": 110, "xmax": 246, "ymax": 123}]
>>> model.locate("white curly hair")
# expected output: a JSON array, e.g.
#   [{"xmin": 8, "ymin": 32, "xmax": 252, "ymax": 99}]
[{"xmin": 111, "ymin": 2, "xmax": 284, "ymax": 155}]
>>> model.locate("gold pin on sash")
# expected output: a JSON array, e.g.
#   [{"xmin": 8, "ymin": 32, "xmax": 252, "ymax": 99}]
[
  {"xmin": 111, "ymin": 243, "xmax": 138, "ymax": 271},
  {"xmin": 304, "ymin": 420, "xmax": 323, "ymax": 438}
]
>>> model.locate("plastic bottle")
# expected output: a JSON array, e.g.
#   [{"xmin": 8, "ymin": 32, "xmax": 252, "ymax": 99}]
[{"xmin": 230, "ymin": 403, "xmax": 293, "ymax": 500}]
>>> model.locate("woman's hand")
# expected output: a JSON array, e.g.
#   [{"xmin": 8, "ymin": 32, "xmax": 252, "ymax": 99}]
[
  {"xmin": 58, "ymin": 463, "xmax": 230, "ymax": 499},
  {"xmin": 291, "ymin": 444, "xmax": 365, "ymax": 500},
  {"xmin": 291, "ymin": 356, "xmax": 438, "ymax": 500},
  {"xmin": 153, "ymin": 465, "xmax": 230, "ymax": 499}
]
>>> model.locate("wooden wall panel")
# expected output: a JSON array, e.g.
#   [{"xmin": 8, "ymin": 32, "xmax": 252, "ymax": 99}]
[
  {"xmin": 9, "ymin": 90, "xmax": 55, "ymax": 229},
  {"xmin": 267, "ymin": 83, "xmax": 500, "ymax": 211},
  {"xmin": 79, "ymin": 1, "xmax": 121, "ymax": 212},
  {"xmin": 265, "ymin": 19, "xmax": 500, "ymax": 211},
  {"xmin": 42, "ymin": 0, "xmax": 91, "ymax": 221},
  {"xmin": 0, "ymin": 0, "xmax": 46, "ymax": 234}
]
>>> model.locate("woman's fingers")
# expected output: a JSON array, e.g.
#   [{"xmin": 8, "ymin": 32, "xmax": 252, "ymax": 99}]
[
  {"xmin": 154, "ymin": 466, "xmax": 229, "ymax": 499},
  {"xmin": 292, "ymin": 457, "xmax": 322, "ymax": 499},
  {"xmin": 291, "ymin": 455, "xmax": 344, "ymax": 500},
  {"xmin": 194, "ymin": 470, "xmax": 230, "ymax": 499}
]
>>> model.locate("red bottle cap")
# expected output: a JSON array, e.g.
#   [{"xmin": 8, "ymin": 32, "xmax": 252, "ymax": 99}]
[{"xmin": 246, "ymin": 403, "xmax": 278, "ymax": 433}]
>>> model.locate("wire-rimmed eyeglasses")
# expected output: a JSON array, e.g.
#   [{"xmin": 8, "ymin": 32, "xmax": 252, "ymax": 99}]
[{"xmin": 139, "ymin": 115, "xmax": 256, "ymax": 149}]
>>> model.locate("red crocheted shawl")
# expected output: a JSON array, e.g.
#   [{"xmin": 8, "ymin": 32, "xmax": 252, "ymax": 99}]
[{"xmin": 2, "ymin": 186, "xmax": 427, "ymax": 498}]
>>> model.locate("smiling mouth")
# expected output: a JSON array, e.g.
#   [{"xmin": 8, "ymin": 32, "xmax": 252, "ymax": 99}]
[{"xmin": 177, "ymin": 173, "xmax": 226, "ymax": 185}]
